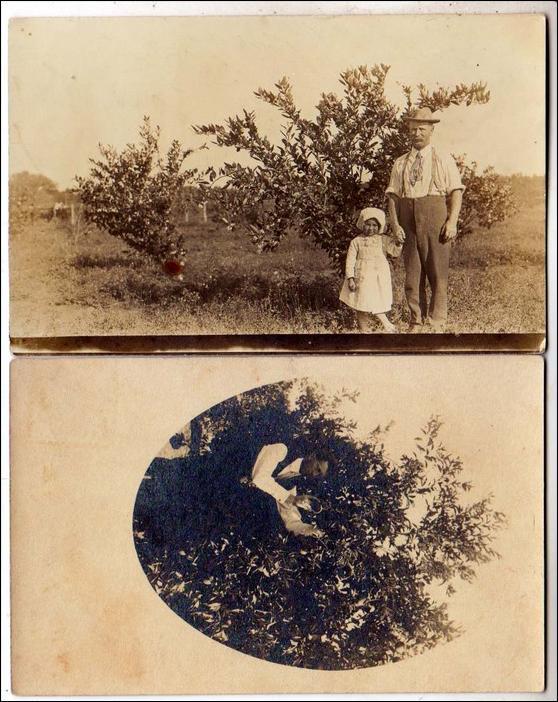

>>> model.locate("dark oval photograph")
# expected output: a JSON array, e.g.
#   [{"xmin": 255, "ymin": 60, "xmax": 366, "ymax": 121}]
[{"xmin": 133, "ymin": 380, "xmax": 505, "ymax": 670}]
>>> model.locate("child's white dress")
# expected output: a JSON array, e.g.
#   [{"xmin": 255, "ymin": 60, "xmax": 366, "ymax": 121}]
[{"xmin": 339, "ymin": 235, "xmax": 399, "ymax": 314}]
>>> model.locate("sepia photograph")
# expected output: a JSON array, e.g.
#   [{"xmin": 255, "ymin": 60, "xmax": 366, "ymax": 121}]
[
  {"xmin": 10, "ymin": 355, "xmax": 544, "ymax": 694},
  {"xmin": 134, "ymin": 379, "xmax": 508, "ymax": 671},
  {"xmin": 8, "ymin": 13, "xmax": 546, "ymax": 346}
]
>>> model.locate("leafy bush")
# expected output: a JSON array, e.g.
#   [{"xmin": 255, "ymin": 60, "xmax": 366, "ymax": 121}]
[
  {"xmin": 456, "ymin": 157, "xmax": 518, "ymax": 236},
  {"xmin": 194, "ymin": 65, "xmax": 515, "ymax": 268},
  {"xmin": 134, "ymin": 381, "xmax": 505, "ymax": 670},
  {"xmin": 76, "ymin": 117, "xmax": 196, "ymax": 265}
]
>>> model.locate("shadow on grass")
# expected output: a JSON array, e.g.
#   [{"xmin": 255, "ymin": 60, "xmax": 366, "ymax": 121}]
[
  {"xmin": 452, "ymin": 247, "xmax": 544, "ymax": 269},
  {"xmin": 98, "ymin": 264, "xmax": 343, "ymax": 313},
  {"xmin": 73, "ymin": 252, "xmax": 135, "ymax": 269}
]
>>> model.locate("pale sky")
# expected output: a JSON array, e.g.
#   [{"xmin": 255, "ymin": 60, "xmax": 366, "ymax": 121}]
[{"xmin": 9, "ymin": 14, "xmax": 546, "ymax": 189}]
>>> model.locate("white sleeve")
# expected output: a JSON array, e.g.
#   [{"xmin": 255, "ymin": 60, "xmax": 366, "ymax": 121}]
[
  {"xmin": 276, "ymin": 457, "xmax": 303, "ymax": 479},
  {"xmin": 345, "ymin": 238, "xmax": 359, "ymax": 278},
  {"xmin": 444, "ymin": 153, "xmax": 465, "ymax": 193},
  {"xmin": 251, "ymin": 443, "xmax": 293, "ymax": 502},
  {"xmin": 382, "ymin": 234, "xmax": 402, "ymax": 258},
  {"xmin": 385, "ymin": 158, "xmax": 404, "ymax": 197},
  {"xmin": 276, "ymin": 500, "xmax": 305, "ymax": 533}
]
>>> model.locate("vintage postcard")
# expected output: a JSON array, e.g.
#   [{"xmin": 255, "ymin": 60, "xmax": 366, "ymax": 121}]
[
  {"xmin": 8, "ymin": 13, "xmax": 546, "ymax": 351},
  {"xmin": 11, "ymin": 355, "xmax": 544, "ymax": 694}
]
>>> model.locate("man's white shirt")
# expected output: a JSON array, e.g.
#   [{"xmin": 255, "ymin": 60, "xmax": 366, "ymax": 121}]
[
  {"xmin": 251, "ymin": 443, "xmax": 302, "ymax": 504},
  {"xmin": 386, "ymin": 143, "xmax": 464, "ymax": 199}
]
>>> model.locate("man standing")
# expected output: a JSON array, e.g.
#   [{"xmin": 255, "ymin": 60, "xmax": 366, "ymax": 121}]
[{"xmin": 386, "ymin": 107, "xmax": 465, "ymax": 332}]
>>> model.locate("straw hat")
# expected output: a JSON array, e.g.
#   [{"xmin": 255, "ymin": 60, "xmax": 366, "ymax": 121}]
[{"xmin": 403, "ymin": 107, "xmax": 440, "ymax": 123}]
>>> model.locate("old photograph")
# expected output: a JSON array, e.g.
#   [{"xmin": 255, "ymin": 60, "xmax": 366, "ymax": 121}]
[
  {"xmin": 8, "ymin": 13, "xmax": 546, "ymax": 345},
  {"xmin": 10, "ymin": 355, "xmax": 543, "ymax": 694},
  {"xmin": 134, "ymin": 379, "xmax": 507, "ymax": 671}
]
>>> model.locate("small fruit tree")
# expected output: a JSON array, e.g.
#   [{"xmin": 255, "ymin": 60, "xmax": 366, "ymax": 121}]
[
  {"xmin": 76, "ymin": 117, "xmax": 197, "ymax": 271},
  {"xmin": 134, "ymin": 380, "xmax": 506, "ymax": 669},
  {"xmin": 194, "ymin": 65, "xmax": 515, "ymax": 268},
  {"xmin": 455, "ymin": 157, "xmax": 517, "ymax": 236}
]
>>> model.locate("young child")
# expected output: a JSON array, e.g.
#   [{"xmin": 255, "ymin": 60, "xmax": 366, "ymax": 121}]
[{"xmin": 339, "ymin": 207, "xmax": 401, "ymax": 333}]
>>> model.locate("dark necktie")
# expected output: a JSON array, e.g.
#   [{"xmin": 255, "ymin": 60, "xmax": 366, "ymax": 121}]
[{"xmin": 409, "ymin": 152, "xmax": 423, "ymax": 187}]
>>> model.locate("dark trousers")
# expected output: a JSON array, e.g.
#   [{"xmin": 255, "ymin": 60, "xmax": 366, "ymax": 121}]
[{"xmin": 397, "ymin": 195, "xmax": 450, "ymax": 325}]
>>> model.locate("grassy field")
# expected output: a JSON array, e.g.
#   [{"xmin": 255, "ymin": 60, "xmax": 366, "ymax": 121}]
[{"xmin": 10, "ymin": 186, "xmax": 545, "ymax": 337}]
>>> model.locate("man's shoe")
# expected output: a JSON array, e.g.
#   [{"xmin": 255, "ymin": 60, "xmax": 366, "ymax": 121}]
[{"xmin": 429, "ymin": 320, "xmax": 446, "ymax": 333}]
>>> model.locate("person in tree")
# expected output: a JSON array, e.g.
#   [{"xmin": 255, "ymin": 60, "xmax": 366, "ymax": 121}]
[
  {"xmin": 386, "ymin": 107, "xmax": 465, "ymax": 333},
  {"xmin": 249, "ymin": 443, "xmax": 328, "ymax": 538}
]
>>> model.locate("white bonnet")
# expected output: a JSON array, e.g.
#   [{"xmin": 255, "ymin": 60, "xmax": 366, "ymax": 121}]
[{"xmin": 356, "ymin": 207, "xmax": 386, "ymax": 233}]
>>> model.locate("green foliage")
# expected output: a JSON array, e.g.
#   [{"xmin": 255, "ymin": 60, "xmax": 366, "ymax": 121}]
[
  {"xmin": 134, "ymin": 380, "xmax": 506, "ymax": 670},
  {"xmin": 194, "ymin": 65, "xmax": 514, "ymax": 268},
  {"xmin": 76, "ymin": 117, "xmax": 196, "ymax": 263}
]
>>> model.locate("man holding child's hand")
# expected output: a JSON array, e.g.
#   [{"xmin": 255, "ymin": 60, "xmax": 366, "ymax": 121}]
[{"xmin": 386, "ymin": 107, "xmax": 464, "ymax": 333}]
